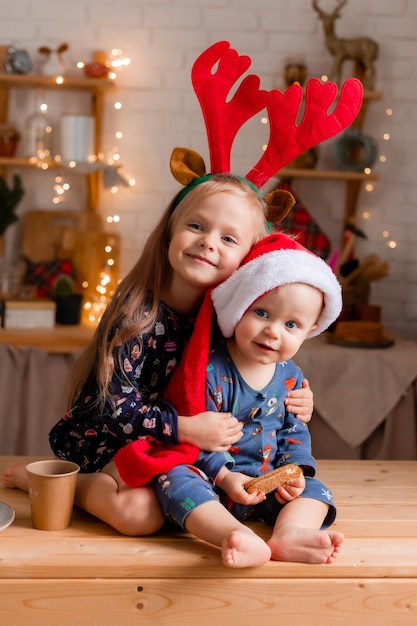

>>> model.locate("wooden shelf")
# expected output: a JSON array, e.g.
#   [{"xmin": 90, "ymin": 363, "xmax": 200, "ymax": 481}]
[
  {"xmin": 361, "ymin": 89, "xmax": 383, "ymax": 101},
  {"xmin": 276, "ymin": 168, "xmax": 379, "ymax": 181},
  {"xmin": 0, "ymin": 71, "xmax": 115, "ymax": 91},
  {"xmin": 0, "ymin": 324, "xmax": 95, "ymax": 353}
]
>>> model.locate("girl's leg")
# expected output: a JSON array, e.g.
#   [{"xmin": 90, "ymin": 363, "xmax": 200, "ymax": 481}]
[
  {"xmin": 2, "ymin": 462, "xmax": 29, "ymax": 491},
  {"xmin": 76, "ymin": 461, "xmax": 164, "ymax": 535},
  {"xmin": 184, "ymin": 500, "xmax": 271, "ymax": 569},
  {"xmin": 267, "ymin": 497, "xmax": 345, "ymax": 564},
  {"xmin": 2, "ymin": 460, "xmax": 164, "ymax": 536}
]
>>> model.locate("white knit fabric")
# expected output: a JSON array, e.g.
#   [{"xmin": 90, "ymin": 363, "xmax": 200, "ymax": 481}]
[{"xmin": 212, "ymin": 249, "xmax": 342, "ymax": 338}]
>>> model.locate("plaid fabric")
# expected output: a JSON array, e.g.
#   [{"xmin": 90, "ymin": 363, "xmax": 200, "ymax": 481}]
[
  {"xmin": 278, "ymin": 183, "xmax": 331, "ymax": 260},
  {"xmin": 23, "ymin": 257, "xmax": 74, "ymax": 298}
]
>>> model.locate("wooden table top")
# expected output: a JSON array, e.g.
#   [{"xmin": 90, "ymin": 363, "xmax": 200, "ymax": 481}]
[{"xmin": 1, "ymin": 456, "xmax": 417, "ymax": 581}]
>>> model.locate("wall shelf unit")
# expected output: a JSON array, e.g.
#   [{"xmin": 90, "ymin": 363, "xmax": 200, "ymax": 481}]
[{"xmin": 0, "ymin": 71, "xmax": 116, "ymax": 212}]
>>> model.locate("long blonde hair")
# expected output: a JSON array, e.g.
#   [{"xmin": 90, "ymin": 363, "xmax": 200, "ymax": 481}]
[{"xmin": 68, "ymin": 174, "xmax": 270, "ymax": 408}]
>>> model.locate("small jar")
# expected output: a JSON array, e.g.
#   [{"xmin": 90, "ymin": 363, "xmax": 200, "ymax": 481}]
[
  {"xmin": 0, "ymin": 124, "xmax": 20, "ymax": 157},
  {"xmin": 23, "ymin": 109, "xmax": 54, "ymax": 160}
]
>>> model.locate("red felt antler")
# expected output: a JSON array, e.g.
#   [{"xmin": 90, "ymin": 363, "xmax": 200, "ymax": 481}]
[
  {"xmin": 191, "ymin": 41, "xmax": 363, "ymax": 189},
  {"xmin": 192, "ymin": 40, "xmax": 269, "ymax": 174},
  {"xmin": 246, "ymin": 78, "xmax": 364, "ymax": 188}
]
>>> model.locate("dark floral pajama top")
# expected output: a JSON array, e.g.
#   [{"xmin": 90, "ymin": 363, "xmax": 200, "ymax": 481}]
[{"xmin": 49, "ymin": 301, "xmax": 194, "ymax": 472}]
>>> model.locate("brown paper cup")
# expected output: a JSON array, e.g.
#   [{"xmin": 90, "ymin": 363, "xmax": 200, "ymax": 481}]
[{"xmin": 26, "ymin": 460, "xmax": 80, "ymax": 531}]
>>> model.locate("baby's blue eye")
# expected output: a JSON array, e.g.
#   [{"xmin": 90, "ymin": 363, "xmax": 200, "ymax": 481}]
[
  {"xmin": 222, "ymin": 235, "xmax": 238, "ymax": 244},
  {"xmin": 254, "ymin": 308, "xmax": 268, "ymax": 319},
  {"xmin": 285, "ymin": 320, "xmax": 298, "ymax": 330}
]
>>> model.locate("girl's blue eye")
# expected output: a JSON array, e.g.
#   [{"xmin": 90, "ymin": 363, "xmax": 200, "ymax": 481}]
[
  {"xmin": 254, "ymin": 308, "xmax": 268, "ymax": 319},
  {"xmin": 222, "ymin": 235, "xmax": 237, "ymax": 244}
]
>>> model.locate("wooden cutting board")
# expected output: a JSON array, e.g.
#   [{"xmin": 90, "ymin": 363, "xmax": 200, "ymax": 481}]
[{"xmin": 21, "ymin": 209, "xmax": 119, "ymax": 301}]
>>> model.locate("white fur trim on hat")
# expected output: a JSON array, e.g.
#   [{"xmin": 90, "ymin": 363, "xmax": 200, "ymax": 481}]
[{"xmin": 212, "ymin": 247, "xmax": 342, "ymax": 338}]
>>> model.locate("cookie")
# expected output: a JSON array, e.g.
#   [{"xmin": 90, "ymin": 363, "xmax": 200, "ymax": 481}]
[{"xmin": 244, "ymin": 464, "xmax": 302, "ymax": 494}]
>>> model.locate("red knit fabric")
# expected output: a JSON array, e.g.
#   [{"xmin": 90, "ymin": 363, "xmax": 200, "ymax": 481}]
[
  {"xmin": 114, "ymin": 290, "xmax": 214, "ymax": 487},
  {"xmin": 115, "ymin": 440, "xmax": 201, "ymax": 488}
]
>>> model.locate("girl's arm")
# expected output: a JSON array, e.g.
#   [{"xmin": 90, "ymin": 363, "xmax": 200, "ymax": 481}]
[{"xmin": 177, "ymin": 411, "xmax": 243, "ymax": 451}]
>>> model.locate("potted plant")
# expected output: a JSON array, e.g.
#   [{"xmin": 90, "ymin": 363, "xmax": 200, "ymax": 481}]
[{"xmin": 53, "ymin": 274, "xmax": 83, "ymax": 325}]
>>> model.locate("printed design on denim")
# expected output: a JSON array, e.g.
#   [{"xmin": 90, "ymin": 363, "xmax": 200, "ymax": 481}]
[{"xmin": 181, "ymin": 496, "xmax": 197, "ymax": 512}]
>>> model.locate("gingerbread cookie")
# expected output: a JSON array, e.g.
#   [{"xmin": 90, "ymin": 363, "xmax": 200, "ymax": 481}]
[{"xmin": 245, "ymin": 464, "xmax": 302, "ymax": 494}]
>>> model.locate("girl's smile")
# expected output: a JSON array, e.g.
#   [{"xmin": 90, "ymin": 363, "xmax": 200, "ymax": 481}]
[{"xmin": 165, "ymin": 193, "xmax": 260, "ymax": 303}]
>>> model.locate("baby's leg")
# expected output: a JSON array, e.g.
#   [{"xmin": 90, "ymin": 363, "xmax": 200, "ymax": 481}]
[
  {"xmin": 267, "ymin": 497, "xmax": 344, "ymax": 564},
  {"xmin": 185, "ymin": 500, "xmax": 271, "ymax": 568},
  {"xmin": 2, "ymin": 460, "xmax": 164, "ymax": 536}
]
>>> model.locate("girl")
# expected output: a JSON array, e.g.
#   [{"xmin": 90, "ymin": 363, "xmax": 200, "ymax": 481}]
[{"xmin": 2, "ymin": 174, "xmax": 313, "ymax": 535}]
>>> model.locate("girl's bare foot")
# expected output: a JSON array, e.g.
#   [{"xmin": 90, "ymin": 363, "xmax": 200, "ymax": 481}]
[
  {"xmin": 268, "ymin": 524, "xmax": 345, "ymax": 564},
  {"xmin": 1, "ymin": 463, "xmax": 29, "ymax": 491},
  {"xmin": 222, "ymin": 529, "xmax": 271, "ymax": 568}
]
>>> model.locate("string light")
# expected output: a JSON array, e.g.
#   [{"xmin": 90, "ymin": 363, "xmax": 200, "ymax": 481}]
[
  {"xmin": 52, "ymin": 172, "xmax": 70, "ymax": 204},
  {"xmin": 44, "ymin": 49, "xmax": 133, "ymax": 323},
  {"xmin": 110, "ymin": 48, "xmax": 131, "ymax": 70},
  {"xmin": 82, "ymin": 237, "xmax": 119, "ymax": 325}
]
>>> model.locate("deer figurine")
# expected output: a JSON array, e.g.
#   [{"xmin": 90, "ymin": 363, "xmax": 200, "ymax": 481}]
[
  {"xmin": 312, "ymin": 0, "xmax": 379, "ymax": 88},
  {"xmin": 38, "ymin": 43, "xmax": 69, "ymax": 76}
]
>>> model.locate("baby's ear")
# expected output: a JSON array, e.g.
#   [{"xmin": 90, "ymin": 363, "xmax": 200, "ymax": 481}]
[
  {"xmin": 264, "ymin": 189, "xmax": 296, "ymax": 227},
  {"xmin": 170, "ymin": 147, "xmax": 207, "ymax": 186}
]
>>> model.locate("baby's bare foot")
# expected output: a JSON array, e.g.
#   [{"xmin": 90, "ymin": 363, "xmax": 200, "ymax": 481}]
[
  {"xmin": 268, "ymin": 525, "xmax": 345, "ymax": 564},
  {"xmin": 222, "ymin": 529, "xmax": 271, "ymax": 568},
  {"xmin": 1, "ymin": 463, "xmax": 29, "ymax": 492}
]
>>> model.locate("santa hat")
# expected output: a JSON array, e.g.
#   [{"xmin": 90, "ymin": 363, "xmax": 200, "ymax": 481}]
[
  {"xmin": 115, "ymin": 233, "xmax": 341, "ymax": 488},
  {"xmin": 212, "ymin": 232, "xmax": 342, "ymax": 339},
  {"xmin": 163, "ymin": 233, "xmax": 341, "ymax": 426}
]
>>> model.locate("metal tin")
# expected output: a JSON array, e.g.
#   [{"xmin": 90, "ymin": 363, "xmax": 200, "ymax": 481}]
[{"xmin": 4, "ymin": 47, "xmax": 32, "ymax": 74}]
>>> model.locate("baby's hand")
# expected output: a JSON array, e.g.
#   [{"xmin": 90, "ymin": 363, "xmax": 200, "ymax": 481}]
[
  {"xmin": 216, "ymin": 469, "xmax": 266, "ymax": 505},
  {"xmin": 274, "ymin": 472, "xmax": 306, "ymax": 504},
  {"xmin": 285, "ymin": 378, "xmax": 313, "ymax": 422},
  {"xmin": 178, "ymin": 411, "xmax": 243, "ymax": 451}
]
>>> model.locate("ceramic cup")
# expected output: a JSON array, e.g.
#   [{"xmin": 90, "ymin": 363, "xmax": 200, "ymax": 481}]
[{"xmin": 26, "ymin": 459, "xmax": 80, "ymax": 531}]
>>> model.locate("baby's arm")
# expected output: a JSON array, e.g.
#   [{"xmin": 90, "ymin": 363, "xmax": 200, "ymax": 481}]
[{"xmin": 285, "ymin": 378, "xmax": 313, "ymax": 422}]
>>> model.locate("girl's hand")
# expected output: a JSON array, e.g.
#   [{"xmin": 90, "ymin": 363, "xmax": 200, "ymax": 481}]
[
  {"xmin": 178, "ymin": 411, "xmax": 243, "ymax": 451},
  {"xmin": 216, "ymin": 469, "xmax": 266, "ymax": 505},
  {"xmin": 274, "ymin": 472, "xmax": 306, "ymax": 504},
  {"xmin": 285, "ymin": 378, "xmax": 313, "ymax": 423}
]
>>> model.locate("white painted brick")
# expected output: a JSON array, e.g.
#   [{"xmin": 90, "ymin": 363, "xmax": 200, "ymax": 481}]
[{"xmin": 0, "ymin": 0, "xmax": 414, "ymax": 340}]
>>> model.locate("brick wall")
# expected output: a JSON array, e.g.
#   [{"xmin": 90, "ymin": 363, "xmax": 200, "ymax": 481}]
[{"xmin": 0, "ymin": 0, "xmax": 416, "ymax": 340}]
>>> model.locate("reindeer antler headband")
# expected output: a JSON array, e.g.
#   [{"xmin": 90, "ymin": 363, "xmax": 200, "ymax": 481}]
[{"xmin": 171, "ymin": 41, "xmax": 363, "ymax": 221}]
